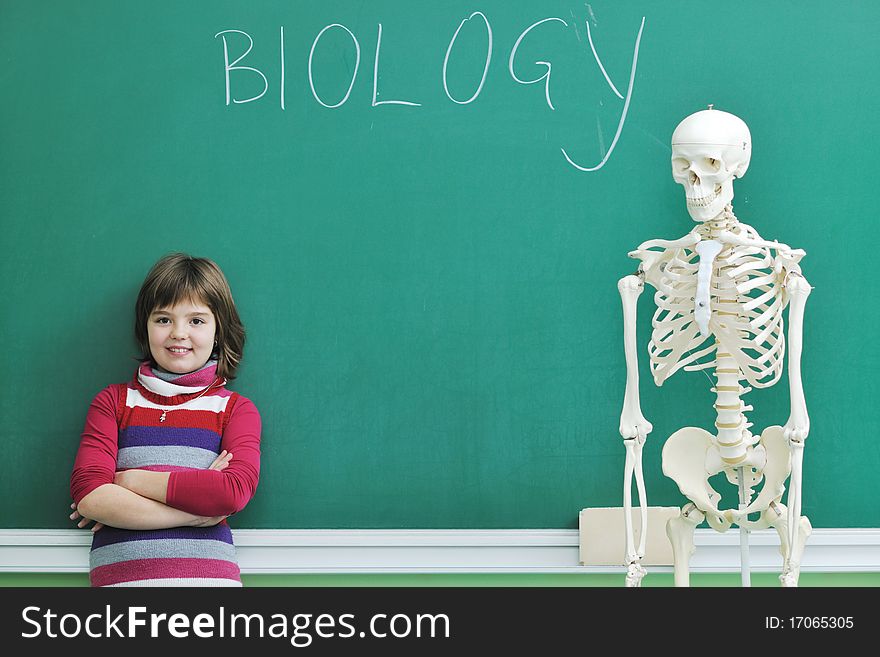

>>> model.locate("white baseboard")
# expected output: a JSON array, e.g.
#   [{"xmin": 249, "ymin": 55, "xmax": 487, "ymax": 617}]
[{"xmin": 0, "ymin": 528, "xmax": 877, "ymax": 574}]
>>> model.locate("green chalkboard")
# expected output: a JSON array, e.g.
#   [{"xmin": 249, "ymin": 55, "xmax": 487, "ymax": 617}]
[{"xmin": 2, "ymin": 0, "xmax": 877, "ymax": 529}]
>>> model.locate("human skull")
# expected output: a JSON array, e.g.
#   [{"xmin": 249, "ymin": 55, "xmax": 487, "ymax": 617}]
[{"xmin": 671, "ymin": 108, "xmax": 751, "ymax": 222}]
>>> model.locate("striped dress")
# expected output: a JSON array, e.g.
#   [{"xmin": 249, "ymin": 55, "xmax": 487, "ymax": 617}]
[{"xmin": 71, "ymin": 362, "xmax": 261, "ymax": 587}]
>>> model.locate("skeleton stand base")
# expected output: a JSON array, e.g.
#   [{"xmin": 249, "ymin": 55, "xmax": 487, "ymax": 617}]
[{"xmin": 737, "ymin": 466, "xmax": 751, "ymax": 587}]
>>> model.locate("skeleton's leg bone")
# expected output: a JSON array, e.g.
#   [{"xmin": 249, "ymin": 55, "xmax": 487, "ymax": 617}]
[
  {"xmin": 767, "ymin": 502, "xmax": 792, "ymax": 575},
  {"xmin": 662, "ymin": 427, "xmax": 729, "ymax": 530},
  {"xmin": 666, "ymin": 503, "xmax": 705, "ymax": 587},
  {"xmin": 767, "ymin": 501, "xmax": 812, "ymax": 587},
  {"xmin": 784, "ymin": 516, "xmax": 812, "ymax": 588}
]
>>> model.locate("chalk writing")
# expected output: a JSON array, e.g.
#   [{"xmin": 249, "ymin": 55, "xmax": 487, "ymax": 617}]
[
  {"xmin": 215, "ymin": 12, "xmax": 646, "ymax": 171},
  {"xmin": 443, "ymin": 12, "xmax": 492, "ymax": 105},
  {"xmin": 508, "ymin": 17, "xmax": 568, "ymax": 111},
  {"xmin": 561, "ymin": 17, "xmax": 645, "ymax": 171},
  {"xmin": 308, "ymin": 24, "xmax": 360, "ymax": 109},
  {"xmin": 373, "ymin": 24, "xmax": 421, "ymax": 107},
  {"xmin": 215, "ymin": 29, "xmax": 268, "ymax": 105}
]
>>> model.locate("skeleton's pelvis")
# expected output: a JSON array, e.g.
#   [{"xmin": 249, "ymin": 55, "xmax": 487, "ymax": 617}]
[{"xmin": 661, "ymin": 426, "xmax": 792, "ymax": 530}]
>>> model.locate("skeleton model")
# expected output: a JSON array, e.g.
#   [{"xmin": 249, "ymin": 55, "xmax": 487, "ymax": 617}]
[{"xmin": 617, "ymin": 107, "xmax": 812, "ymax": 587}]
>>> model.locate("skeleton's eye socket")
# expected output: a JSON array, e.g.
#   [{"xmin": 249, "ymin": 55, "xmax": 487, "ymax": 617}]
[
  {"xmin": 704, "ymin": 157, "xmax": 721, "ymax": 171},
  {"xmin": 672, "ymin": 157, "xmax": 689, "ymax": 172}
]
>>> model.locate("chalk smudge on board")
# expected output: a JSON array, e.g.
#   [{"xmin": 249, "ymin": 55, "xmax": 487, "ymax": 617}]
[{"xmin": 586, "ymin": 3, "xmax": 598, "ymax": 26}]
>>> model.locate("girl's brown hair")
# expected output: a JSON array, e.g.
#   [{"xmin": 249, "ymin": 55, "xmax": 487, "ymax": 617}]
[{"xmin": 134, "ymin": 253, "xmax": 246, "ymax": 380}]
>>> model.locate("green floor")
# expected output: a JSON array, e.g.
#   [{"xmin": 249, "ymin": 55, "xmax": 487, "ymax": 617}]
[{"xmin": 2, "ymin": 572, "xmax": 878, "ymax": 586}]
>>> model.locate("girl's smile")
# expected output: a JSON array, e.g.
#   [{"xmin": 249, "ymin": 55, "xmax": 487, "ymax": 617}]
[{"xmin": 148, "ymin": 300, "xmax": 216, "ymax": 374}]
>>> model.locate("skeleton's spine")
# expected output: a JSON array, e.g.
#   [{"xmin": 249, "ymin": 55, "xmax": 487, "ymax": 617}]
[
  {"xmin": 712, "ymin": 350, "xmax": 750, "ymax": 463},
  {"xmin": 711, "ymin": 244, "xmax": 752, "ymax": 464}
]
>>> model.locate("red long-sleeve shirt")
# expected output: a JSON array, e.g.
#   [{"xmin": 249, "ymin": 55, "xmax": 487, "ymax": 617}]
[{"xmin": 70, "ymin": 383, "xmax": 261, "ymax": 517}]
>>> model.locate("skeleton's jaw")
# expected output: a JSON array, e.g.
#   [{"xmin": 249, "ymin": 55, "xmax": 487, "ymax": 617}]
[{"xmin": 686, "ymin": 180, "xmax": 734, "ymax": 222}]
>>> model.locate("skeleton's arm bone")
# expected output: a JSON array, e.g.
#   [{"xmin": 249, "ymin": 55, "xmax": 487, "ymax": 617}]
[
  {"xmin": 784, "ymin": 274, "xmax": 811, "ymax": 442},
  {"xmin": 618, "ymin": 274, "xmax": 651, "ymax": 581},
  {"xmin": 618, "ymin": 274, "xmax": 653, "ymax": 439},
  {"xmin": 782, "ymin": 273, "xmax": 811, "ymax": 561}
]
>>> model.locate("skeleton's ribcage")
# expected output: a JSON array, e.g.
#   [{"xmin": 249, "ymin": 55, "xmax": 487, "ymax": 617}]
[{"xmin": 647, "ymin": 236, "xmax": 786, "ymax": 388}]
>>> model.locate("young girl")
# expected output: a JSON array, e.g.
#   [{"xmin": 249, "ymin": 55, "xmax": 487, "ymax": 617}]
[{"xmin": 69, "ymin": 253, "xmax": 261, "ymax": 587}]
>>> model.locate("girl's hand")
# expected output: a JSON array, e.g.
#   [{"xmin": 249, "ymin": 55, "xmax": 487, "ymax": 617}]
[
  {"xmin": 208, "ymin": 450, "xmax": 233, "ymax": 471},
  {"xmin": 69, "ymin": 502, "xmax": 104, "ymax": 533}
]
